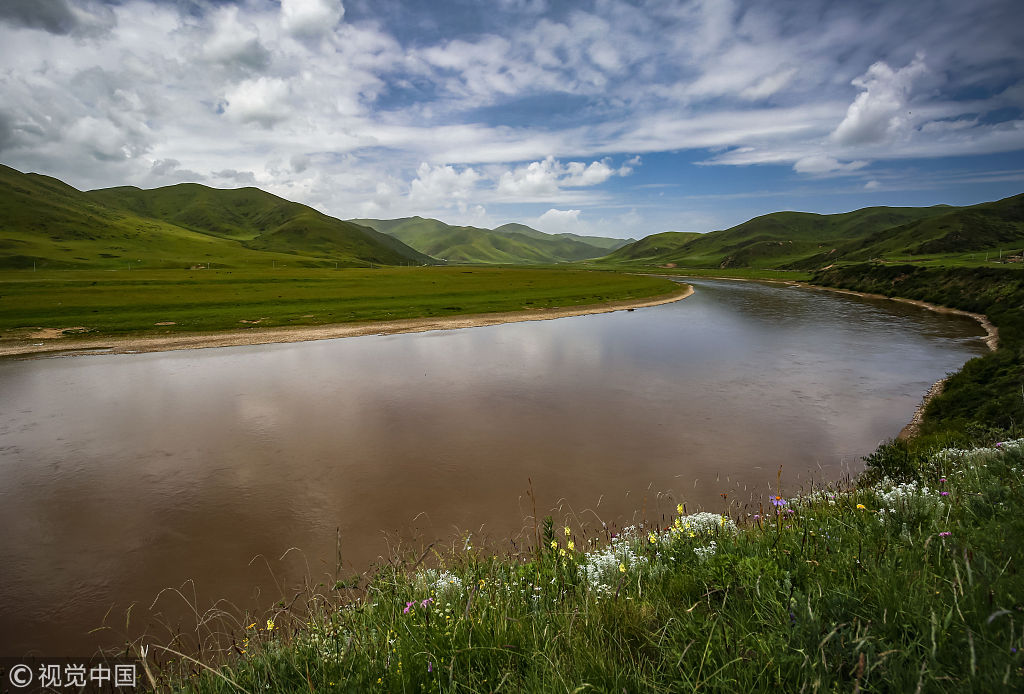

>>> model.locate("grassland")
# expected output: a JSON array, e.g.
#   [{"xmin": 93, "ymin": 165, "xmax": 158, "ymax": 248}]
[{"xmin": 0, "ymin": 266, "xmax": 680, "ymax": 342}]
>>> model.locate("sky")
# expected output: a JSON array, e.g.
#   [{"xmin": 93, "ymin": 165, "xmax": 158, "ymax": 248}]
[{"xmin": 1, "ymin": 0, "xmax": 1023, "ymax": 239}]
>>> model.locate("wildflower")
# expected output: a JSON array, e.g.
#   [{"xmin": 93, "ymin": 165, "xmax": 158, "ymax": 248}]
[
  {"xmin": 753, "ymin": 514, "xmax": 761, "ymax": 522},
  {"xmin": 559, "ymin": 548, "xmax": 566, "ymax": 557},
  {"xmin": 266, "ymin": 619, "xmax": 275, "ymax": 631},
  {"xmin": 564, "ymin": 526, "xmax": 571, "ymax": 537},
  {"xmin": 648, "ymin": 532, "xmax": 657, "ymax": 544},
  {"xmin": 567, "ymin": 541, "xmax": 575, "ymax": 551},
  {"xmin": 676, "ymin": 503, "xmax": 684, "ymax": 515},
  {"xmin": 428, "ymin": 662, "xmax": 433, "ymax": 673},
  {"xmin": 550, "ymin": 540, "xmax": 558, "ymax": 550},
  {"xmin": 856, "ymin": 504, "xmax": 866, "ymax": 510},
  {"xmin": 939, "ymin": 531, "xmax": 952, "ymax": 537},
  {"xmin": 939, "ymin": 477, "xmax": 947, "ymax": 483},
  {"xmin": 404, "ymin": 602, "xmax": 414, "ymax": 614},
  {"xmin": 940, "ymin": 491, "xmax": 949, "ymax": 496},
  {"xmin": 771, "ymin": 496, "xmax": 787, "ymax": 508},
  {"xmin": 246, "ymin": 623, "xmax": 256, "ymax": 630},
  {"xmin": 420, "ymin": 598, "xmax": 433, "ymax": 608},
  {"xmin": 619, "ymin": 563, "xmax": 626, "ymax": 573}
]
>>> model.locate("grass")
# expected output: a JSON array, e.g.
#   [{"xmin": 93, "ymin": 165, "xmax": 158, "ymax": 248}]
[
  {"xmin": 0, "ymin": 266, "xmax": 681, "ymax": 338},
  {"xmin": 159, "ymin": 436, "xmax": 1024, "ymax": 692}
]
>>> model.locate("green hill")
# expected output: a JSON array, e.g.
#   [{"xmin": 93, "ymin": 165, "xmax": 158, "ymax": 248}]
[
  {"xmin": 352, "ymin": 216, "xmax": 623, "ymax": 264},
  {"xmin": 0, "ymin": 164, "xmax": 432, "ymax": 269},
  {"xmin": 491, "ymin": 223, "xmax": 634, "ymax": 251},
  {"xmin": 598, "ymin": 195, "xmax": 1024, "ymax": 270}
]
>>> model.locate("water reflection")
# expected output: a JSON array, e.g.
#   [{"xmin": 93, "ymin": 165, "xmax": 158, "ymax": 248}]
[{"xmin": 0, "ymin": 279, "xmax": 987, "ymax": 655}]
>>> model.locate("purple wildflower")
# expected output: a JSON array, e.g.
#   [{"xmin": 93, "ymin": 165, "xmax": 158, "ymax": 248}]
[
  {"xmin": 752, "ymin": 514, "xmax": 761, "ymax": 522},
  {"xmin": 770, "ymin": 496, "xmax": 787, "ymax": 507},
  {"xmin": 428, "ymin": 662, "xmax": 433, "ymax": 673},
  {"xmin": 939, "ymin": 531, "xmax": 952, "ymax": 537},
  {"xmin": 404, "ymin": 601, "xmax": 414, "ymax": 614},
  {"xmin": 939, "ymin": 477, "xmax": 947, "ymax": 483},
  {"xmin": 420, "ymin": 598, "xmax": 434, "ymax": 608},
  {"xmin": 786, "ymin": 508, "xmax": 795, "ymax": 515}
]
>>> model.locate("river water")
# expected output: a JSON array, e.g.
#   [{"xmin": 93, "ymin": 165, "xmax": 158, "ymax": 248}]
[{"xmin": 0, "ymin": 279, "xmax": 988, "ymax": 655}]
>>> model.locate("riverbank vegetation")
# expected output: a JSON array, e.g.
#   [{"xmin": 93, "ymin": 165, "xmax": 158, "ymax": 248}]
[
  {"xmin": 0, "ymin": 267, "xmax": 678, "ymax": 342},
  {"xmin": 146, "ymin": 262, "xmax": 1024, "ymax": 692},
  {"xmin": 164, "ymin": 437, "xmax": 1024, "ymax": 692}
]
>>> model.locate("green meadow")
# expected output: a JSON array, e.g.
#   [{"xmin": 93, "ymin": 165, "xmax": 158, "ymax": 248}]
[{"xmin": 0, "ymin": 266, "xmax": 680, "ymax": 338}]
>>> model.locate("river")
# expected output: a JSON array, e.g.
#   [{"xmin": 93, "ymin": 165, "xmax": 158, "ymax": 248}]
[{"xmin": 0, "ymin": 278, "xmax": 989, "ymax": 655}]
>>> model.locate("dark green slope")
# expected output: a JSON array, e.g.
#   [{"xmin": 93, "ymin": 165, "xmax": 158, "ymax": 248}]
[
  {"xmin": 0, "ymin": 164, "xmax": 431, "ymax": 268},
  {"xmin": 491, "ymin": 223, "xmax": 634, "ymax": 251},
  {"xmin": 351, "ymin": 216, "xmax": 618, "ymax": 264},
  {"xmin": 599, "ymin": 231, "xmax": 703, "ymax": 263},
  {"xmin": 599, "ymin": 196, "xmax": 1024, "ymax": 270},
  {"xmin": 88, "ymin": 183, "xmax": 433, "ymax": 266}
]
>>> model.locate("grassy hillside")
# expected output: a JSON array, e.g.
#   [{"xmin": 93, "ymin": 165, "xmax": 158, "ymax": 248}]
[
  {"xmin": 352, "ymin": 216, "xmax": 620, "ymax": 264},
  {"xmin": 0, "ymin": 267, "xmax": 679, "ymax": 340},
  {"xmin": 598, "ymin": 195, "xmax": 1024, "ymax": 271},
  {"xmin": 491, "ymin": 222, "xmax": 633, "ymax": 251},
  {"xmin": 0, "ymin": 165, "xmax": 431, "ymax": 269}
]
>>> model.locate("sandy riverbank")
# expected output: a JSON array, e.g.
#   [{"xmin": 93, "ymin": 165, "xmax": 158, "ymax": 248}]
[{"xmin": 0, "ymin": 284, "xmax": 693, "ymax": 359}]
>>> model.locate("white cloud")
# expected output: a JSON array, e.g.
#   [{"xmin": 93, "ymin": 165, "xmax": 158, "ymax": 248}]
[
  {"xmin": 408, "ymin": 162, "xmax": 482, "ymax": 206},
  {"xmin": 280, "ymin": 0, "xmax": 344, "ymax": 39},
  {"xmin": 864, "ymin": 179, "xmax": 880, "ymax": 190},
  {"xmin": 793, "ymin": 155, "xmax": 868, "ymax": 174},
  {"xmin": 495, "ymin": 156, "xmax": 633, "ymax": 199},
  {"xmin": 831, "ymin": 55, "xmax": 928, "ymax": 146},
  {"xmin": 202, "ymin": 6, "xmax": 269, "ymax": 71},
  {"xmin": 223, "ymin": 77, "xmax": 291, "ymax": 128},
  {"xmin": 534, "ymin": 208, "xmax": 583, "ymax": 235}
]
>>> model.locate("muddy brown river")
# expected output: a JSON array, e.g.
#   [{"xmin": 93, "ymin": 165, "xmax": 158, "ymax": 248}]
[{"xmin": 0, "ymin": 279, "xmax": 989, "ymax": 655}]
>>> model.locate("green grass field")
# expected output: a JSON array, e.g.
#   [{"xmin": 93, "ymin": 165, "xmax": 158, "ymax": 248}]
[{"xmin": 0, "ymin": 266, "xmax": 681, "ymax": 338}]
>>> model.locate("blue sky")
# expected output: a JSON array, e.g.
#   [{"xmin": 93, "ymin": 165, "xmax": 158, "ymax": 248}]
[{"xmin": 1, "ymin": 0, "xmax": 1022, "ymax": 238}]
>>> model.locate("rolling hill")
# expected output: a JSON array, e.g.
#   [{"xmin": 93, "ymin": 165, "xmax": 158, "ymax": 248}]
[
  {"xmin": 0, "ymin": 164, "xmax": 432, "ymax": 269},
  {"xmin": 351, "ymin": 216, "xmax": 630, "ymax": 264},
  {"xmin": 598, "ymin": 195, "xmax": 1024, "ymax": 270}
]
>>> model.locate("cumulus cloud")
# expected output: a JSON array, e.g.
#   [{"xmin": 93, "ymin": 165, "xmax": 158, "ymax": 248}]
[
  {"xmin": 223, "ymin": 77, "xmax": 291, "ymax": 128},
  {"xmin": 281, "ymin": 0, "xmax": 344, "ymax": 39},
  {"xmin": 203, "ymin": 6, "xmax": 270, "ymax": 71},
  {"xmin": 496, "ymin": 156, "xmax": 633, "ymax": 198},
  {"xmin": 408, "ymin": 162, "xmax": 482, "ymax": 206},
  {"xmin": 534, "ymin": 208, "xmax": 583, "ymax": 235},
  {"xmin": 831, "ymin": 55, "xmax": 928, "ymax": 146}
]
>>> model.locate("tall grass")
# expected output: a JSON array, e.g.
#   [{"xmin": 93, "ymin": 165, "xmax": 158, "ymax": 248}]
[{"xmin": 162, "ymin": 438, "xmax": 1024, "ymax": 693}]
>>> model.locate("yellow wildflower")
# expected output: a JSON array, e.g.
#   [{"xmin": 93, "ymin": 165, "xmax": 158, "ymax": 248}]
[
  {"xmin": 266, "ymin": 619, "xmax": 275, "ymax": 631},
  {"xmin": 246, "ymin": 623, "xmax": 256, "ymax": 630},
  {"xmin": 619, "ymin": 563, "xmax": 626, "ymax": 573},
  {"xmin": 550, "ymin": 540, "xmax": 558, "ymax": 550},
  {"xmin": 856, "ymin": 504, "xmax": 866, "ymax": 510},
  {"xmin": 567, "ymin": 541, "xmax": 575, "ymax": 551},
  {"xmin": 559, "ymin": 548, "xmax": 566, "ymax": 557},
  {"xmin": 676, "ymin": 503, "xmax": 684, "ymax": 515},
  {"xmin": 648, "ymin": 532, "xmax": 657, "ymax": 544},
  {"xmin": 564, "ymin": 526, "xmax": 571, "ymax": 537}
]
